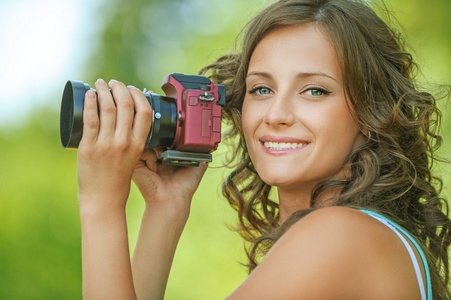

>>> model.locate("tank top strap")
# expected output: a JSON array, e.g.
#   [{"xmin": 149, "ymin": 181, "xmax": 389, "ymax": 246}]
[{"xmin": 359, "ymin": 209, "xmax": 432, "ymax": 300}]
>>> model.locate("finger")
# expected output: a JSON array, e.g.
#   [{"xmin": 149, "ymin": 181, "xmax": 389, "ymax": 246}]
[
  {"xmin": 128, "ymin": 86, "xmax": 153, "ymax": 142},
  {"xmin": 154, "ymin": 146, "xmax": 167, "ymax": 157},
  {"xmin": 81, "ymin": 89, "xmax": 99, "ymax": 143},
  {"xmin": 95, "ymin": 78, "xmax": 116, "ymax": 138},
  {"xmin": 109, "ymin": 80, "xmax": 134, "ymax": 138},
  {"xmin": 132, "ymin": 149, "xmax": 162, "ymax": 200},
  {"xmin": 134, "ymin": 149, "xmax": 159, "ymax": 175}
]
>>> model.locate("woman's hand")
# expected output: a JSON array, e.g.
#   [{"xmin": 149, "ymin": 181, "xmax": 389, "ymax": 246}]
[
  {"xmin": 132, "ymin": 148, "xmax": 208, "ymax": 218},
  {"xmin": 77, "ymin": 79, "xmax": 152, "ymax": 213}
]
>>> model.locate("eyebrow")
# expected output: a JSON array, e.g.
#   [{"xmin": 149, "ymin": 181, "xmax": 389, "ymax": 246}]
[{"xmin": 246, "ymin": 71, "xmax": 339, "ymax": 83}]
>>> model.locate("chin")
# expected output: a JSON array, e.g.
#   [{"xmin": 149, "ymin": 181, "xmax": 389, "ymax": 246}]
[{"xmin": 258, "ymin": 171, "xmax": 292, "ymax": 187}]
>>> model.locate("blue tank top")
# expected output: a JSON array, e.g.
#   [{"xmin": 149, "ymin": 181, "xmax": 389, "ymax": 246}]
[{"xmin": 359, "ymin": 209, "xmax": 432, "ymax": 300}]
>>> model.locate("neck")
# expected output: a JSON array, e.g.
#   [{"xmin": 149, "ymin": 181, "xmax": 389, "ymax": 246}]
[
  {"xmin": 278, "ymin": 184, "xmax": 341, "ymax": 222},
  {"xmin": 278, "ymin": 188, "xmax": 310, "ymax": 222}
]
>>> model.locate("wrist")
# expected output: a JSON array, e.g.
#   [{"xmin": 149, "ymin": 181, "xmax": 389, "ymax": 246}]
[
  {"xmin": 144, "ymin": 198, "xmax": 191, "ymax": 224},
  {"xmin": 77, "ymin": 182, "xmax": 131, "ymax": 210},
  {"xmin": 78, "ymin": 194, "xmax": 127, "ymax": 221}
]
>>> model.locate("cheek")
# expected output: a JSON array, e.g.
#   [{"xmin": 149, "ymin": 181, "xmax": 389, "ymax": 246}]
[
  {"xmin": 241, "ymin": 99, "xmax": 257, "ymax": 142},
  {"xmin": 313, "ymin": 103, "xmax": 361, "ymax": 161},
  {"xmin": 322, "ymin": 98, "xmax": 360, "ymax": 138},
  {"xmin": 241, "ymin": 99, "xmax": 265, "ymax": 168}
]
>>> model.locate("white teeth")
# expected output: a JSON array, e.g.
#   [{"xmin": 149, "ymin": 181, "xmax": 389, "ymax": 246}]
[{"xmin": 263, "ymin": 141, "xmax": 306, "ymax": 150}]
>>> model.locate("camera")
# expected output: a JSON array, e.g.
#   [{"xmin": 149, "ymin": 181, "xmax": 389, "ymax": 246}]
[{"xmin": 60, "ymin": 73, "xmax": 226, "ymax": 166}]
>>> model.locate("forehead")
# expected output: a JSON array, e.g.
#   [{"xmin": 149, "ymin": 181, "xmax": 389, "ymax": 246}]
[{"xmin": 248, "ymin": 24, "xmax": 342, "ymax": 83}]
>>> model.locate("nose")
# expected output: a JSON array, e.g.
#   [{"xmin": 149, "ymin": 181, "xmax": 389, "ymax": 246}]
[{"xmin": 263, "ymin": 94, "xmax": 295, "ymax": 127}]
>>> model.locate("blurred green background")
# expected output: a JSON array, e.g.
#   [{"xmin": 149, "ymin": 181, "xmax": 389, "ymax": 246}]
[{"xmin": 0, "ymin": 0, "xmax": 450, "ymax": 299}]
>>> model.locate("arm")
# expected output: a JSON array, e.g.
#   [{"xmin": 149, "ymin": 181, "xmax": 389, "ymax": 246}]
[
  {"xmin": 77, "ymin": 78, "xmax": 207, "ymax": 299},
  {"xmin": 79, "ymin": 203, "xmax": 135, "ymax": 300},
  {"xmin": 131, "ymin": 149, "xmax": 207, "ymax": 299},
  {"xmin": 77, "ymin": 79, "xmax": 152, "ymax": 299},
  {"xmin": 130, "ymin": 198, "xmax": 187, "ymax": 300}
]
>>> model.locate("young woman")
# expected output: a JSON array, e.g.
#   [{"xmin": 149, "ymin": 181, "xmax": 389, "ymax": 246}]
[{"xmin": 76, "ymin": 0, "xmax": 451, "ymax": 299}]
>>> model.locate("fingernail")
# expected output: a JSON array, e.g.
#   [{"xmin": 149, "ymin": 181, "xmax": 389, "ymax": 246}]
[
  {"xmin": 86, "ymin": 90, "xmax": 96, "ymax": 99},
  {"xmin": 96, "ymin": 78, "xmax": 106, "ymax": 85},
  {"xmin": 127, "ymin": 85, "xmax": 137, "ymax": 89},
  {"xmin": 109, "ymin": 79, "xmax": 118, "ymax": 84}
]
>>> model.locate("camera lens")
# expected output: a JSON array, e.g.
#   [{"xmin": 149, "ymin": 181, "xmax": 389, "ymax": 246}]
[
  {"xmin": 60, "ymin": 80, "xmax": 90, "ymax": 149},
  {"xmin": 145, "ymin": 94, "xmax": 177, "ymax": 148},
  {"xmin": 60, "ymin": 80, "xmax": 177, "ymax": 149}
]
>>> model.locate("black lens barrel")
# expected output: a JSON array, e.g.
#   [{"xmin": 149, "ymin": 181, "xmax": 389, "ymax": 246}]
[
  {"xmin": 145, "ymin": 94, "xmax": 177, "ymax": 148},
  {"xmin": 60, "ymin": 80, "xmax": 177, "ymax": 150}
]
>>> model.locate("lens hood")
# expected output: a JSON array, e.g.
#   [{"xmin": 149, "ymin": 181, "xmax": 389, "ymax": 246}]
[{"xmin": 60, "ymin": 80, "xmax": 90, "ymax": 148}]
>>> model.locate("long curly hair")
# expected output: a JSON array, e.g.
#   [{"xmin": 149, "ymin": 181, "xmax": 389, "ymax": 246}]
[{"xmin": 200, "ymin": 0, "xmax": 451, "ymax": 298}]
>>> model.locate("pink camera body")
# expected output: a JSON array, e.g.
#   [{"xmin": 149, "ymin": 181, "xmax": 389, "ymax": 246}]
[{"xmin": 161, "ymin": 74, "xmax": 224, "ymax": 153}]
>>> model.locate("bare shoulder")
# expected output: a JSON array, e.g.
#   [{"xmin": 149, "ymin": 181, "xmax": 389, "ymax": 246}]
[
  {"xmin": 289, "ymin": 205, "xmax": 375, "ymax": 233},
  {"xmin": 227, "ymin": 207, "xmax": 421, "ymax": 300}
]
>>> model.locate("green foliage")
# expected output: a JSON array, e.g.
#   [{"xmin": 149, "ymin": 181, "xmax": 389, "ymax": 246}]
[
  {"xmin": 0, "ymin": 111, "xmax": 82, "ymax": 298},
  {"xmin": 1, "ymin": 0, "xmax": 450, "ymax": 299}
]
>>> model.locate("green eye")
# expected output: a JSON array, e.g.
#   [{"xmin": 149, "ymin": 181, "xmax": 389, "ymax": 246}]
[
  {"xmin": 259, "ymin": 87, "xmax": 271, "ymax": 95},
  {"xmin": 248, "ymin": 86, "xmax": 272, "ymax": 95},
  {"xmin": 305, "ymin": 87, "xmax": 332, "ymax": 97},
  {"xmin": 310, "ymin": 89, "xmax": 323, "ymax": 96}
]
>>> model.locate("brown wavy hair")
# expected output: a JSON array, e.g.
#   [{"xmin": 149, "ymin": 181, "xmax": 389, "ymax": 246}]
[{"xmin": 200, "ymin": 0, "xmax": 451, "ymax": 298}]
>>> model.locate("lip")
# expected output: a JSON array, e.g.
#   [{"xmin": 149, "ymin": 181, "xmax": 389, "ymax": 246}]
[
  {"xmin": 260, "ymin": 135, "xmax": 308, "ymax": 144},
  {"xmin": 259, "ymin": 135, "xmax": 310, "ymax": 155}
]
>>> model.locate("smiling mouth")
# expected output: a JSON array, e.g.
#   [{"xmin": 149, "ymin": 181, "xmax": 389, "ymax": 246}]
[{"xmin": 263, "ymin": 141, "xmax": 308, "ymax": 150}]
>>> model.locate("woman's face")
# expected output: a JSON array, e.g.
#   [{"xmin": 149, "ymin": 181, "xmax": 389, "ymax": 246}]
[{"xmin": 242, "ymin": 24, "xmax": 364, "ymax": 194}]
